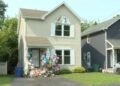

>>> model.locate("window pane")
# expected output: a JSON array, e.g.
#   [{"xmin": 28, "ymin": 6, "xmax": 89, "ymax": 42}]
[
  {"xmin": 64, "ymin": 50, "xmax": 70, "ymax": 55},
  {"xmin": 64, "ymin": 25, "xmax": 70, "ymax": 36},
  {"xmin": 56, "ymin": 25, "xmax": 62, "ymax": 30},
  {"xmin": 56, "ymin": 50, "xmax": 62, "ymax": 55},
  {"xmin": 64, "ymin": 25, "xmax": 70, "ymax": 30},
  {"xmin": 55, "ymin": 25, "xmax": 62, "ymax": 36},
  {"xmin": 64, "ymin": 31, "xmax": 70, "ymax": 36},
  {"xmin": 64, "ymin": 56, "xmax": 70, "ymax": 64},
  {"xmin": 56, "ymin": 50, "xmax": 62, "ymax": 64},
  {"xmin": 58, "ymin": 56, "xmax": 62, "ymax": 64},
  {"xmin": 55, "ymin": 31, "xmax": 61, "ymax": 36}
]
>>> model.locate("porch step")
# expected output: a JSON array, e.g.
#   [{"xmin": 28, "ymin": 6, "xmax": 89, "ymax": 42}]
[{"xmin": 102, "ymin": 68, "xmax": 114, "ymax": 73}]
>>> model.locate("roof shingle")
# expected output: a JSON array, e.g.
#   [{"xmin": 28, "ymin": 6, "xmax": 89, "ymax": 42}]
[{"xmin": 82, "ymin": 16, "xmax": 120, "ymax": 37}]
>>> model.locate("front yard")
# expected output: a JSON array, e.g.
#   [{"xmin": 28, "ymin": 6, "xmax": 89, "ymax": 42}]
[
  {"xmin": 0, "ymin": 75, "xmax": 13, "ymax": 86},
  {"xmin": 1, "ymin": 73, "xmax": 120, "ymax": 86},
  {"xmin": 61, "ymin": 73, "xmax": 120, "ymax": 86}
]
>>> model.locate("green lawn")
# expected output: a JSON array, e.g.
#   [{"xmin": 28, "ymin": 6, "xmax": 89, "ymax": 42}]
[
  {"xmin": 61, "ymin": 73, "xmax": 120, "ymax": 86},
  {"xmin": 0, "ymin": 75, "xmax": 13, "ymax": 86}
]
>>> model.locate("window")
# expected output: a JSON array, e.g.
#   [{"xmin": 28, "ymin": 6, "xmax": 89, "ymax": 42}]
[
  {"xmin": 56, "ymin": 50, "xmax": 62, "ymax": 64},
  {"xmin": 64, "ymin": 25, "xmax": 70, "ymax": 36},
  {"xmin": 55, "ymin": 25, "xmax": 62, "ymax": 36},
  {"xmin": 55, "ymin": 49, "xmax": 71, "ymax": 64},
  {"xmin": 51, "ymin": 16, "xmax": 75, "ymax": 37},
  {"xmin": 64, "ymin": 50, "xmax": 70, "ymax": 64},
  {"xmin": 86, "ymin": 52, "xmax": 91, "ymax": 68},
  {"xmin": 55, "ymin": 24, "xmax": 70, "ymax": 37}
]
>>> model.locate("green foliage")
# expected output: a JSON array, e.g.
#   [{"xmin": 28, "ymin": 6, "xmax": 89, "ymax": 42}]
[
  {"xmin": 72, "ymin": 67, "xmax": 86, "ymax": 73},
  {"xmin": 0, "ymin": 17, "xmax": 18, "ymax": 74},
  {"xmin": 81, "ymin": 19, "xmax": 98, "ymax": 32},
  {"xmin": 59, "ymin": 68, "xmax": 72, "ymax": 74},
  {"xmin": 0, "ymin": 0, "xmax": 7, "ymax": 21}
]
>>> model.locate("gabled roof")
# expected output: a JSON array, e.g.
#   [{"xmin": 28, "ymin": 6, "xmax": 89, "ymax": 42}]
[
  {"xmin": 19, "ymin": 2, "xmax": 80, "ymax": 21},
  {"xmin": 20, "ymin": 8, "xmax": 48, "ymax": 19},
  {"xmin": 41, "ymin": 2, "xmax": 80, "ymax": 21},
  {"xmin": 82, "ymin": 16, "xmax": 120, "ymax": 37}
]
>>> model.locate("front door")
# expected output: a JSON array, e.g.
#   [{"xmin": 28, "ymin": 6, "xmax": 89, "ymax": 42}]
[
  {"xmin": 110, "ymin": 50, "xmax": 113, "ymax": 67},
  {"xmin": 32, "ymin": 49, "xmax": 39, "ymax": 67}
]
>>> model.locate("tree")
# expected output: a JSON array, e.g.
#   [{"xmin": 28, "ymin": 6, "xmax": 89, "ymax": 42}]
[
  {"xmin": 0, "ymin": 0, "xmax": 7, "ymax": 21},
  {"xmin": 81, "ymin": 19, "xmax": 98, "ymax": 32},
  {"xmin": 0, "ymin": 17, "xmax": 18, "ymax": 74}
]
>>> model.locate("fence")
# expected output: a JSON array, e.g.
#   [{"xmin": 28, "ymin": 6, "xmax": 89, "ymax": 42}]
[{"xmin": 0, "ymin": 62, "xmax": 7, "ymax": 75}]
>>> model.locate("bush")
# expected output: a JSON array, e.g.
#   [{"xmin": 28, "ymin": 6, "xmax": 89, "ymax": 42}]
[
  {"xmin": 116, "ymin": 68, "xmax": 120, "ymax": 74},
  {"xmin": 59, "ymin": 68, "xmax": 72, "ymax": 74},
  {"xmin": 73, "ymin": 67, "xmax": 86, "ymax": 73}
]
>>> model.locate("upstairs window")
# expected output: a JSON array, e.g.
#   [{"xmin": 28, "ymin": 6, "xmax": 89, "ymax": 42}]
[
  {"xmin": 64, "ymin": 25, "xmax": 70, "ymax": 36},
  {"xmin": 55, "ymin": 24, "xmax": 70, "ymax": 37},
  {"xmin": 55, "ymin": 24, "xmax": 62, "ymax": 36},
  {"xmin": 51, "ymin": 16, "xmax": 74, "ymax": 37}
]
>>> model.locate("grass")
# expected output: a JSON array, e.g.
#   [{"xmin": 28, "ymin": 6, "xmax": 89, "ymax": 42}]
[
  {"xmin": 61, "ymin": 72, "xmax": 120, "ymax": 86},
  {"xmin": 0, "ymin": 75, "xmax": 13, "ymax": 86}
]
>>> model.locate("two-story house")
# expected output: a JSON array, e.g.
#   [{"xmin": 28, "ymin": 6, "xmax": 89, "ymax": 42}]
[
  {"xmin": 82, "ymin": 16, "xmax": 120, "ymax": 73},
  {"xmin": 18, "ymin": 3, "xmax": 81, "ymax": 75}
]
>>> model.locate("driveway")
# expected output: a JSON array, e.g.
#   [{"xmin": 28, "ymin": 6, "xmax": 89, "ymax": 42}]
[{"xmin": 10, "ymin": 76, "xmax": 83, "ymax": 86}]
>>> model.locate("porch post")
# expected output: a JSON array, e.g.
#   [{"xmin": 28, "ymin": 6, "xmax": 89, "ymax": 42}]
[
  {"xmin": 106, "ymin": 50, "xmax": 108, "ymax": 69},
  {"xmin": 112, "ymin": 49, "xmax": 115, "ymax": 70}
]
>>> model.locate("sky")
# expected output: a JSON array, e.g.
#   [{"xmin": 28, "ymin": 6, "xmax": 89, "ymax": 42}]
[{"xmin": 4, "ymin": 0, "xmax": 120, "ymax": 22}]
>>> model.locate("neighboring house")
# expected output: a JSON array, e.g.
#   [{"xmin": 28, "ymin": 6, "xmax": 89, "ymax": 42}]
[
  {"xmin": 82, "ymin": 16, "xmax": 120, "ymax": 73},
  {"xmin": 17, "ymin": 3, "xmax": 81, "ymax": 75}
]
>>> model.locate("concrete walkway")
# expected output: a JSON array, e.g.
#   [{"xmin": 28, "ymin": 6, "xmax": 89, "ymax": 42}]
[{"xmin": 11, "ymin": 77, "xmax": 83, "ymax": 86}]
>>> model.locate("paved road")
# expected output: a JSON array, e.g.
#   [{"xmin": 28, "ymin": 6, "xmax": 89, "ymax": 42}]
[{"xmin": 10, "ymin": 77, "xmax": 83, "ymax": 86}]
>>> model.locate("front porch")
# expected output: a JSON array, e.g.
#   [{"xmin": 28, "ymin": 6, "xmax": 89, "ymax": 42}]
[
  {"xmin": 105, "ymin": 40, "xmax": 120, "ymax": 73},
  {"xmin": 27, "ymin": 48, "xmax": 51, "ymax": 68}
]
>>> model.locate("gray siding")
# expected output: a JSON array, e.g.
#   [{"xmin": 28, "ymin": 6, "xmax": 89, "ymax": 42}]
[
  {"xmin": 82, "ymin": 31, "xmax": 106, "ymax": 69},
  {"xmin": 107, "ymin": 20, "xmax": 120, "ymax": 39}
]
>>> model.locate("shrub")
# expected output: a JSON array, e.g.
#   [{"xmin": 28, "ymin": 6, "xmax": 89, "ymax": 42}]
[
  {"xmin": 73, "ymin": 67, "xmax": 86, "ymax": 73},
  {"xmin": 59, "ymin": 68, "xmax": 72, "ymax": 74},
  {"xmin": 116, "ymin": 68, "xmax": 120, "ymax": 74}
]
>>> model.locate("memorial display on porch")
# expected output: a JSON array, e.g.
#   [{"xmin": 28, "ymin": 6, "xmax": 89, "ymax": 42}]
[{"xmin": 27, "ymin": 49, "xmax": 60, "ymax": 78}]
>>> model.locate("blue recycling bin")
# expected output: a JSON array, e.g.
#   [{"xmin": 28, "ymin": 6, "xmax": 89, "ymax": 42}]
[{"xmin": 15, "ymin": 67, "xmax": 23, "ymax": 77}]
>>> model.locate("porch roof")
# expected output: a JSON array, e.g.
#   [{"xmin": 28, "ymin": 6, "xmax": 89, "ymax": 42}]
[
  {"xmin": 108, "ymin": 39, "xmax": 120, "ymax": 48},
  {"xmin": 26, "ymin": 37, "xmax": 51, "ymax": 46}
]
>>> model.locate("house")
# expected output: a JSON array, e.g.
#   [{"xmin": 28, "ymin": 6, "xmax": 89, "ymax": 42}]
[
  {"xmin": 81, "ymin": 16, "xmax": 120, "ymax": 73},
  {"xmin": 17, "ymin": 3, "xmax": 81, "ymax": 75}
]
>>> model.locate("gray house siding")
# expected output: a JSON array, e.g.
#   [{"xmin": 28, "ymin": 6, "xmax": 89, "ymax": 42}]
[
  {"xmin": 107, "ymin": 20, "xmax": 120, "ymax": 39},
  {"xmin": 82, "ymin": 31, "xmax": 106, "ymax": 69}
]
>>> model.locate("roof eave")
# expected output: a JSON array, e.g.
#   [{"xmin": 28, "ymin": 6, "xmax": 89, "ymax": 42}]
[
  {"xmin": 24, "ymin": 16, "xmax": 44, "ymax": 20},
  {"xmin": 81, "ymin": 29, "xmax": 106, "ymax": 37}
]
